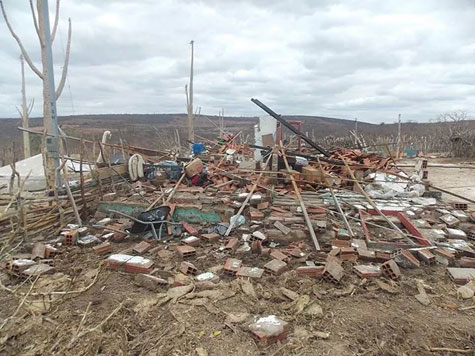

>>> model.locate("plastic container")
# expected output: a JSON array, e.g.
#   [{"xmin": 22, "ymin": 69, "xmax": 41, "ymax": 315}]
[
  {"xmin": 192, "ymin": 142, "xmax": 206, "ymax": 155},
  {"xmin": 157, "ymin": 161, "xmax": 183, "ymax": 181}
]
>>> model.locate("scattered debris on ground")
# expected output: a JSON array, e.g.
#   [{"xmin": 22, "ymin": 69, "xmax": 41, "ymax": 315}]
[{"xmin": 1, "ymin": 102, "xmax": 474, "ymax": 355}]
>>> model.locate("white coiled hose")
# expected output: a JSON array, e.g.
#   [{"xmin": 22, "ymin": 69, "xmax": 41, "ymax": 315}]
[{"xmin": 128, "ymin": 154, "xmax": 145, "ymax": 181}]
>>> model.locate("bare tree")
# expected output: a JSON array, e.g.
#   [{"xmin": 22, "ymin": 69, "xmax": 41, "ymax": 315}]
[
  {"xmin": 396, "ymin": 113, "xmax": 401, "ymax": 159},
  {"xmin": 15, "ymin": 55, "xmax": 35, "ymax": 159},
  {"xmin": 185, "ymin": 40, "xmax": 194, "ymax": 144},
  {"xmin": 1, "ymin": 0, "xmax": 71, "ymax": 187},
  {"xmin": 434, "ymin": 111, "xmax": 475, "ymax": 157}
]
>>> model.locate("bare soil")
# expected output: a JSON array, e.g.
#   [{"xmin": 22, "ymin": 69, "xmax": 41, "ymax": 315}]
[
  {"xmin": 1, "ymin": 238, "xmax": 474, "ymax": 356},
  {"xmin": 425, "ymin": 159, "xmax": 475, "ymax": 208}
]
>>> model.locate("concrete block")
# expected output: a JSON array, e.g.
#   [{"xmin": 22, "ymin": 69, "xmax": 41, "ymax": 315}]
[
  {"xmin": 223, "ymin": 258, "xmax": 242, "ymax": 276},
  {"xmin": 249, "ymin": 315, "xmax": 290, "ymax": 345},
  {"xmin": 459, "ymin": 257, "xmax": 475, "ymax": 268},
  {"xmin": 173, "ymin": 245, "xmax": 196, "ymax": 258},
  {"xmin": 447, "ymin": 267, "xmax": 475, "ymax": 284},
  {"xmin": 236, "ymin": 266, "xmax": 264, "ymax": 279},
  {"xmin": 296, "ymin": 265, "xmax": 324, "ymax": 278},
  {"xmin": 182, "ymin": 235, "xmax": 201, "ymax": 247},
  {"xmin": 201, "ymin": 233, "xmax": 220, "ymax": 243},
  {"xmin": 323, "ymin": 260, "xmax": 344, "ymax": 283},
  {"xmin": 270, "ymin": 249, "xmax": 288, "ymax": 262},
  {"xmin": 395, "ymin": 249, "xmax": 420, "ymax": 269},
  {"xmin": 264, "ymin": 259, "xmax": 287, "ymax": 275},
  {"xmin": 133, "ymin": 241, "xmax": 152, "ymax": 254},
  {"xmin": 224, "ymin": 238, "xmax": 240, "ymax": 252},
  {"xmin": 64, "ymin": 230, "xmax": 78, "ymax": 246},
  {"xmin": 353, "ymin": 264, "xmax": 381, "ymax": 278},
  {"xmin": 381, "ymin": 259, "xmax": 401, "ymax": 280},
  {"xmin": 180, "ymin": 261, "xmax": 198, "ymax": 276},
  {"xmin": 93, "ymin": 242, "xmax": 112, "ymax": 255}
]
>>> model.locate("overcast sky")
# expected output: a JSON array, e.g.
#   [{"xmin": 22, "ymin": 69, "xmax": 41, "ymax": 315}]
[{"xmin": 0, "ymin": 0, "xmax": 474, "ymax": 123}]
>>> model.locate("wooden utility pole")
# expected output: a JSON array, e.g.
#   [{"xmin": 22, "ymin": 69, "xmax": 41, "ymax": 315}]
[
  {"xmin": 396, "ymin": 113, "xmax": 402, "ymax": 159},
  {"xmin": 20, "ymin": 54, "xmax": 31, "ymax": 159},
  {"xmin": 186, "ymin": 40, "xmax": 195, "ymax": 143},
  {"xmin": 354, "ymin": 118, "xmax": 358, "ymax": 145}
]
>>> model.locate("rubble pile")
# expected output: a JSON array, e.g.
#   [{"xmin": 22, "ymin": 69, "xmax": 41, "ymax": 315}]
[
  {"xmin": 5, "ymin": 148, "xmax": 473, "ymax": 289},
  {"xmin": 0, "ymin": 104, "xmax": 474, "ymax": 353}
]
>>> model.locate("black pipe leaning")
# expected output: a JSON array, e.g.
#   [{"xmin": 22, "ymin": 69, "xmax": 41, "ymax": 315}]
[{"xmin": 251, "ymin": 98, "xmax": 331, "ymax": 157}]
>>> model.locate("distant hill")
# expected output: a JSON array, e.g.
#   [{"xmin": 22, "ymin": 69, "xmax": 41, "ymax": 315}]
[
  {"xmin": 0, "ymin": 112, "xmax": 374, "ymax": 138},
  {"xmin": 1, "ymin": 113, "xmax": 474, "ymax": 164}
]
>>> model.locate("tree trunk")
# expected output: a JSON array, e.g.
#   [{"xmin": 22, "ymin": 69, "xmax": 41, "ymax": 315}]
[
  {"xmin": 1, "ymin": 0, "xmax": 69, "ymax": 189},
  {"xmin": 38, "ymin": 0, "xmax": 56, "ymax": 188},
  {"xmin": 20, "ymin": 55, "xmax": 31, "ymax": 159}
]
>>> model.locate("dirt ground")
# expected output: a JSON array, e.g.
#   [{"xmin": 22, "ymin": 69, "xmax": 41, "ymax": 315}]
[
  {"xmin": 402, "ymin": 158, "xmax": 475, "ymax": 208},
  {"xmin": 1, "ymin": 159, "xmax": 475, "ymax": 356},
  {"xmin": 1, "ymin": 240, "xmax": 475, "ymax": 356},
  {"xmin": 426, "ymin": 161, "xmax": 475, "ymax": 209}
]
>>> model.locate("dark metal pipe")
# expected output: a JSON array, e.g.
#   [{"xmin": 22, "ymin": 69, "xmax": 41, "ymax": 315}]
[{"xmin": 251, "ymin": 98, "xmax": 331, "ymax": 157}]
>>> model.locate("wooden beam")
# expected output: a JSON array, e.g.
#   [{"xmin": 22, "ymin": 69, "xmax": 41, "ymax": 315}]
[
  {"xmin": 224, "ymin": 149, "xmax": 273, "ymax": 236},
  {"xmin": 93, "ymin": 164, "xmax": 128, "ymax": 181},
  {"xmin": 147, "ymin": 172, "xmax": 186, "ymax": 210},
  {"xmin": 279, "ymin": 143, "xmax": 321, "ymax": 251},
  {"xmin": 314, "ymin": 157, "xmax": 354, "ymax": 238}
]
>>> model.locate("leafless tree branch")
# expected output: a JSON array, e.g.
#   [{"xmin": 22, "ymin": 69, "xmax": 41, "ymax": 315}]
[
  {"xmin": 51, "ymin": 0, "xmax": 60, "ymax": 42},
  {"xmin": 28, "ymin": 99, "xmax": 35, "ymax": 116},
  {"xmin": 15, "ymin": 106, "xmax": 22, "ymax": 118},
  {"xmin": 28, "ymin": 0, "xmax": 42, "ymax": 45},
  {"xmin": 55, "ymin": 17, "xmax": 71, "ymax": 99},
  {"xmin": 0, "ymin": 1, "xmax": 43, "ymax": 79}
]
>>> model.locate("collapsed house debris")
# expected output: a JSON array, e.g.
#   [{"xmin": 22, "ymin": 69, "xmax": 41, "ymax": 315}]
[{"xmin": 1, "ymin": 100, "xmax": 475, "ymax": 354}]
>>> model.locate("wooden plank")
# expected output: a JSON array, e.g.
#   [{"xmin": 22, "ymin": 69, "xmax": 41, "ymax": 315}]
[
  {"xmin": 93, "ymin": 164, "xmax": 128, "ymax": 181},
  {"xmin": 279, "ymin": 144, "xmax": 320, "ymax": 251},
  {"xmin": 261, "ymin": 133, "xmax": 274, "ymax": 147},
  {"xmin": 315, "ymin": 157, "xmax": 354, "ymax": 238},
  {"xmin": 147, "ymin": 172, "xmax": 186, "ymax": 210},
  {"xmin": 224, "ymin": 149, "xmax": 274, "ymax": 236}
]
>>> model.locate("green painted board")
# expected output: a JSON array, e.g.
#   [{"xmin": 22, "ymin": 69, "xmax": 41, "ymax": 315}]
[{"xmin": 172, "ymin": 207, "xmax": 222, "ymax": 224}]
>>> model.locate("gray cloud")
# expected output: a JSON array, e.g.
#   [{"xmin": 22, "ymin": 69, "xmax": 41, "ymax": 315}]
[{"xmin": 0, "ymin": 0, "xmax": 474, "ymax": 123}]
